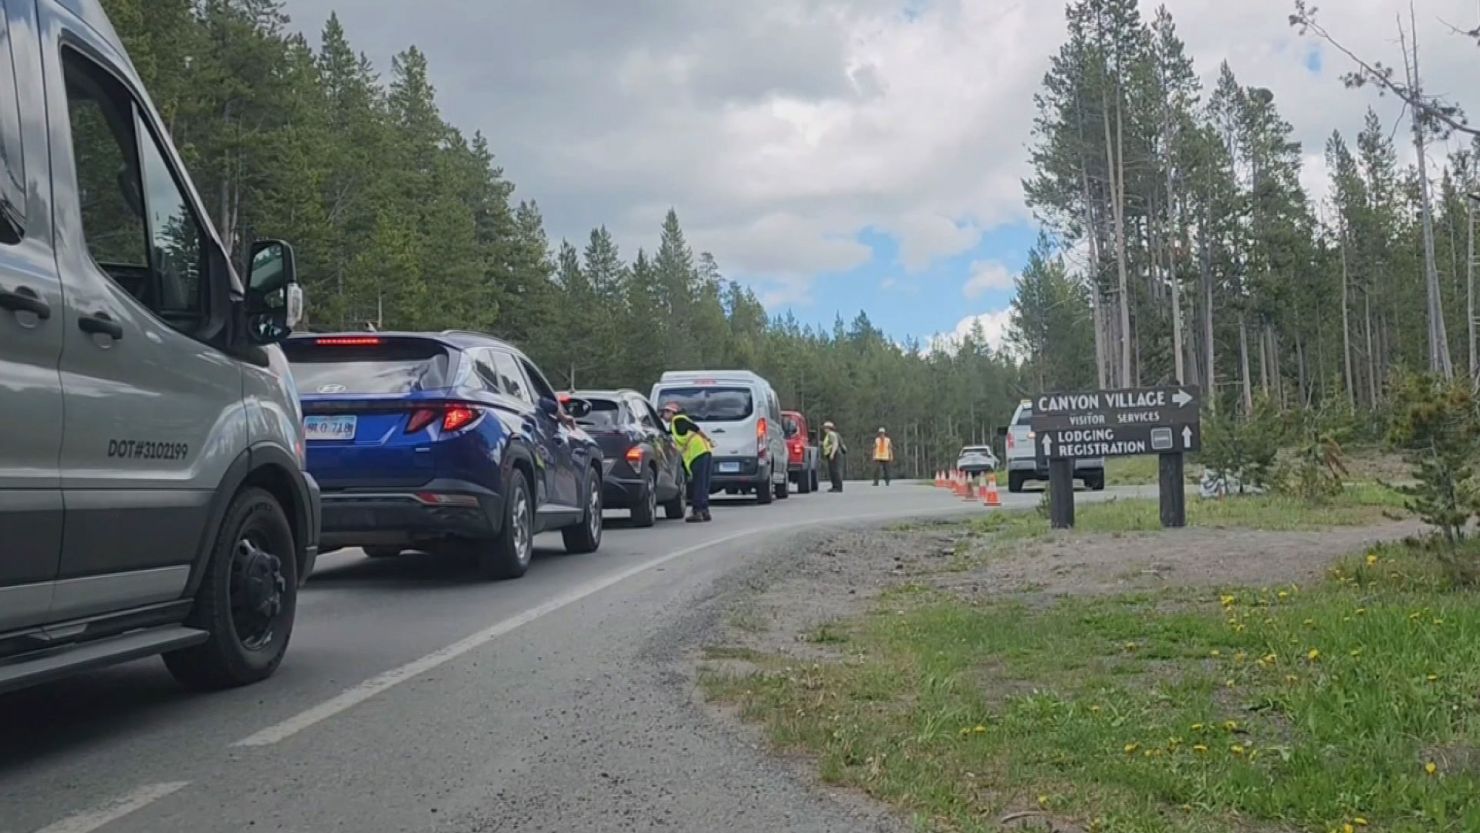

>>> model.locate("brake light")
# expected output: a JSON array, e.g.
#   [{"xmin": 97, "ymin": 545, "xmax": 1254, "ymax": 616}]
[
  {"xmin": 442, "ymin": 405, "xmax": 480, "ymax": 432},
  {"xmin": 626, "ymin": 446, "xmax": 644, "ymax": 465},
  {"xmin": 315, "ymin": 336, "xmax": 382, "ymax": 347},
  {"xmin": 756, "ymin": 418, "xmax": 768, "ymax": 458},
  {"xmin": 406, "ymin": 404, "xmax": 482, "ymax": 434}
]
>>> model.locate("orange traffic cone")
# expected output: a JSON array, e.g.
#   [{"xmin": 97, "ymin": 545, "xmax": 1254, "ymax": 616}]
[
  {"xmin": 961, "ymin": 472, "xmax": 977, "ymax": 500},
  {"xmin": 983, "ymin": 472, "xmax": 1001, "ymax": 508},
  {"xmin": 950, "ymin": 470, "xmax": 962, "ymax": 495}
]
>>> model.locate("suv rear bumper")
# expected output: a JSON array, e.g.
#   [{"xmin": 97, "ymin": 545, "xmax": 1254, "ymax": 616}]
[
  {"xmin": 318, "ymin": 478, "xmax": 503, "ymax": 548},
  {"xmin": 1006, "ymin": 459, "xmax": 1105, "ymax": 481}
]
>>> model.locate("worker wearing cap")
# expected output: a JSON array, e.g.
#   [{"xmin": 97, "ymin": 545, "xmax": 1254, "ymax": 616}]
[
  {"xmin": 872, "ymin": 427, "xmax": 893, "ymax": 486},
  {"xmin": 821, "ymin": 420, "xmax": 846, "ymax": 492},
  {"xmin": 662, "ymin": 402, "xmax": 714, "ymax": 522}
]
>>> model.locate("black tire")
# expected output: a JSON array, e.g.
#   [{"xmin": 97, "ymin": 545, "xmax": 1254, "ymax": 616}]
[
  {"xmin": 631, "ymin": 467, "xmax": 658, "ymax": 528},
  {"xmin": 476, "ymin": 469, "xmax": 533, "ymax": 580},
  {"xmin": 363, "ymin": 546, "xmax": 401, "ymax": 559},
  {"xmin": 796, "ymin": 468, "xmax": 812, "ymax": 494},
  {"xmin": 1089, "ymin": 473, "xmax": 1106, "ymax": 491},
  {"xmin": 563, "ymin": 467, "xmax": 603, "ymax": 554},
  {"xmin": 1008, "ymin": 471, "xmax": 1025, "ymax": 494},
  {"xmin": 664, "ymin": 471, "xmax": 687, "ymax": 520},
  {"xmin": 755, "ymin": 475, "xmax": 774, "ymax": 504},
  {"xmin": 775, "ymin": 476, "xmax": 790, "ymax": 500},
  {"xmin": 810, "ymin": 469, "xmax": 819, "ymax": 493},
  {"xmin": 164, "ymin": 487, "xmax": 297, "ymax": 690}
]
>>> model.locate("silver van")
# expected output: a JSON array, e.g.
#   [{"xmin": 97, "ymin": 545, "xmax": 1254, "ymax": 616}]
[
  {"xmin": 651, "ymin": 370, "xmax": 789, "ymax": 503},
  {"xmin": 0, "ymin": 0, "xmax": 317, "ymax": 693}
]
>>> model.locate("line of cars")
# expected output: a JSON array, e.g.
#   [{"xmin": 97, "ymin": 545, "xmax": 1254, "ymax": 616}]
[{"xmin": 0, "ymin": 0, "xmax": 833, "ymax": 699}]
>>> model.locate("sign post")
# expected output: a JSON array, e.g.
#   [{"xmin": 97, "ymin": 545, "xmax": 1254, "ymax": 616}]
[{"xmin": 1031, "ymin": 386, "xmax": 1201, "ymax": 529}]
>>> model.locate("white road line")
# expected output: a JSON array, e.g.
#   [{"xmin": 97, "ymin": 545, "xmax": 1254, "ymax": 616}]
[
  {"xmin": 31, "ymin": 782, "xmax": 190, "ymax": 833},
  {"xmin": 232, "ymin": 504, "xmax": 973, "ymax": 748}
]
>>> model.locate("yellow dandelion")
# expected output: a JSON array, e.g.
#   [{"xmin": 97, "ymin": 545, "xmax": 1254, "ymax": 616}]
[
  {"xmin": 1223, "ymin": 720, "xmax": 1239, "ymax": 732},
  {"xmin": 1366, "ymin": 553, "xmax": 1378, "ymax": 566},
  {"xmin": 1190, "ymin": 723, "xmax": 1205, "ymax": 732},
  {"xmin": 1090, "ymin": 704, "xmax": 1102, "ymax": 713},
  {"xmin": 1220, "ymin": 594, "xmax": 1237, "ymax": 608},
  {"xmin": 1307, "ymin": 648, "xmax": 1321, "ymax": 662},
  {"xmin": 973, "ymin": 725, "xmax": 987, "ymax": 734},
  {"xmin": 1355, "ymin": 607, "xmax": 1367, "ymax": 616},
  {"xmin": 1303, "ymin": 618, "xmax": 1315, "ymax": 627},
  {"xmin": 1353, "ymin": 818, "xmax": 1368, "ymax": 827},
  {"xmin": 1427, "ymin": 674, "xmax": 1439, "ymax": 683},
  {"xmin": 1230, "ymin": 744, "xmax": 1246, "ymax": 756},
  {"xmin": 1278, "ymin": 590, "xmax": 1290, "ymax": 599},
  {"xmin": 1210, "ymin": 649, "xmax": 1221, "ymax": 657},
  {"xmin": 1192, "ymin": 744, "xmax": 1208, "ymax": 754},
  {"xmin": 1425, "ymin": 761, "xmax": 1438, "ymax": 776},
  {"xmin": 1343, "ymin": 824, "xmax": 1355, "ymax": 833},
  {"xmin": 1124, "ymin": 742, "xmax": 1139, "ymax": 755},
  {"xmin": 1037, "ymin": 795, "xmax": 1049, "ymax": 808}
]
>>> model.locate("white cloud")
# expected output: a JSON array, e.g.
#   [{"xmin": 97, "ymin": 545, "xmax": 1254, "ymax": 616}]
[
  {"xmin": 962, "ymin": 259, "xmax": 1015, "ymax": 299},
  {"xmin": 284, "ymin": 0, "xmax": 1478, "ymax": 326},
  {"xmin": 927, "ymin": 308, "xmax": 1014, "ymax": 354}
]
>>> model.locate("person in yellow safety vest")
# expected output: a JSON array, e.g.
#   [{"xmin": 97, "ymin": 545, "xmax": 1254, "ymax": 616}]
[
  {"xmin": 872, "ymin": 427, "xmax": 894, "ymax": 486},
  {"xmin": 661, "ymin": 401, "xmax": 714, "ymax": 523},
  {"xmin": 821, "ymin": 420, "xmax": 846, "ymax": 493}
]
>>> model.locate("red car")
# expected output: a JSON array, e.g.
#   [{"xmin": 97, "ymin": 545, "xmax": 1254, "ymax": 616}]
[{"xmin": 782, "ymin": 410, "xmax": 821, "ymax": 494}]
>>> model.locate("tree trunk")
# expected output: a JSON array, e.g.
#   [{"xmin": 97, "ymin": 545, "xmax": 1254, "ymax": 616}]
[
  {"xmin": 1341, "ymin": 228, "xmax": 1356, "ymax": 408},
  {"xmin": 1257, "ymin": 321, "xmax": 1269, "ymax": 394},
  {"xmin": 1200, "ymin": 213, "xmax": 1216, "ymax": 405},
  {"xmin": 1168, "ymin": 194, "xmax": 1185, "ymax": 385},
  {"xmin": 1365, "ymin": 288, "xmax": 1378, "ymax": 406},
  {"xmin": 1468, "ymin": 182, "xmax": 1476, "ymax": 386},
  {"xmin": 1402, "ymin": 10, "xmax": 1454, "ymax": 378},
  {"xmin": 1103, "ymin": 89, "xmax": 1131, "ymax": 387},
  {"xmin": 1238, "ymin": 313, "xmax": 1254, "ymax": 413},
  {"xmin": 1081, "ymin": 167, "xmax": 1109, "ymax": 390}
]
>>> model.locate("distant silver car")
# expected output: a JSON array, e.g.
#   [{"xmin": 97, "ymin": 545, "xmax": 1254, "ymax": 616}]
[{"xmin": 955, "ymin": 445, "xmax": 998, "ymax": 474}]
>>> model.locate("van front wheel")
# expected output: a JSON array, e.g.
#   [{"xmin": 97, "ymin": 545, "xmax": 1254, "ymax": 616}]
[{"xmin": 165, "ymin": 487, "xmax": 298, "ymax": 690}]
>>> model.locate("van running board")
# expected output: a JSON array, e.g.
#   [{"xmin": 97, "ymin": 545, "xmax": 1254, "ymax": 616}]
[{"xmin": 0, "ymin": 625, "xmax": 209, "ymax": 695}]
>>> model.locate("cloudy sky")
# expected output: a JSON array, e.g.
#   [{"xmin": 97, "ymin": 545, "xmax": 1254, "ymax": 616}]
[{"xmin": 281, "ymin": 0, "xmax": 1477, "ymax": 348}]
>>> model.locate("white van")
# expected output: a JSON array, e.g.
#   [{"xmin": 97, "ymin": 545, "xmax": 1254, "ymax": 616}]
[{"xmin": 651, "ymin": 371, "xmax": 789, "ymax": 504}]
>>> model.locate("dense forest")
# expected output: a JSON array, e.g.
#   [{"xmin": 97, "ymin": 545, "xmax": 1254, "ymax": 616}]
[
  {"xmin": 1017, "ymin": 0, "xmax": 1480, "ymax": 423},
  {"xmin": 101, "ymin": 0, "xmax": 1478, "ymax": 476}
]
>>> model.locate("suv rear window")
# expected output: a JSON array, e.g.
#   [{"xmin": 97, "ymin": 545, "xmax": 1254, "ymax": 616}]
[
  {"xmin": 575, "ymin": 398, "xmax": 623, "ymax": 430},
  {"xmin": 783, "ymin": 416, "xmax": 801, "ymax": 437},
  {"xmin": 654, "ymin": 386, "xmax": 754, "ymax": 421},
  {"xmin": 286, "ymin": 338, "xmax": 452, "ymax": 395}
]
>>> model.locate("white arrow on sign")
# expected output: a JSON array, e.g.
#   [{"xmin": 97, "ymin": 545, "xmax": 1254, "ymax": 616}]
[
  {"xmin": 1041, "ymin": 433, "xmax": 1053, "ymax": 456},
  {"xmin": 1182, "ymin": 425, "xmax": 1193, "ymax": 448},
  {"xmin": 1172, "ymin": 389, "xmax": 1193, "ymax": 408}
]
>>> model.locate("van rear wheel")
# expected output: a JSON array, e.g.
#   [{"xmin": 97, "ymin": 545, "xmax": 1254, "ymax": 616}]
[
  {"xmin": 755, "ymin": 477, "xmax": 774, "ymax": 504},
  {"xmin": 165, "ymin": 488, "xmax": 297, "ymax": 690}
]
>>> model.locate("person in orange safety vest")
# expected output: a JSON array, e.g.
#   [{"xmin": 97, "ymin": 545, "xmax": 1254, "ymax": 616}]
[{"xmin": 872, "ymin": 427, "xmax": 893, "ymax": 486}]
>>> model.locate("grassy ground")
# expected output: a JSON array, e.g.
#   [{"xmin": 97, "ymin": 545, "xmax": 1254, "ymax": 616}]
[
  {"xmin": 1106, "ymin": 456, "xmax": 1203, "ymax": 486},
  {"xmin": 972, "ymin": 483, "xmax": 1405, "ymax": 540},
  {"xmin": 1103, "ymin": 447, "xmax": 1407, "ymax": 488},
  {"xmin": 704, "ymin": 538, "xmax": 1480, "ymax": 832}
]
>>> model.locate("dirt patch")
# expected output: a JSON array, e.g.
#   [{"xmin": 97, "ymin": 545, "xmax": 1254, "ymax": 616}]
[{"xmin": 704, "ymin": 514, "xmax": 1423, "ymax": 663}]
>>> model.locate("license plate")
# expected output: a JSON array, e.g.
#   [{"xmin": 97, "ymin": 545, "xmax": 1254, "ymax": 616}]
[
  {"xmin": 305, "ymin": 415, "xmax": 357, "ymax": 441},
  {"xmin": 718, "ymin": 462, "xmax": 740, "ymax": 473}
]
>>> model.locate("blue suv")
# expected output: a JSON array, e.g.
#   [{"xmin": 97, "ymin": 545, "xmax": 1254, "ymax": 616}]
[{"xmin": 283, "ymin": 331, "xmax": 604, "ymax": 579}]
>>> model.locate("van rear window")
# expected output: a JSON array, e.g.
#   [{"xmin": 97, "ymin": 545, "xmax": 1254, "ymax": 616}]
[
  {"xmin": 575, "ymin": 398, "xmax": 623, "ymax": 429},
  {"xmin": 285, "ymin": 338, "xmax": 452, "ymax": 395},
  {"xmin": 654, "ymin": 386, "xmax": 754, "ymax": 421}
]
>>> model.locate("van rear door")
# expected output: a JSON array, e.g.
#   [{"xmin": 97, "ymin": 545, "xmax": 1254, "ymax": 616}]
[{"xmin": 651, "ymin": 383, "xmax": 758, "ymax": 459}]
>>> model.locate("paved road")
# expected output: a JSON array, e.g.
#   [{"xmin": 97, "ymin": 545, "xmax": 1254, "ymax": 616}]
[{"xmin": 1, "ymin": 481, "xmax": 1137, "ymax": 833}]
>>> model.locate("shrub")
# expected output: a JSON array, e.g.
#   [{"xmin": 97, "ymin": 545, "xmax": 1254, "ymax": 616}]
[
  {"xmin": 1200, "ymin": 394, "xmax": 1281, "ymax": 494},
  {"xmin": 1387, "ymin": 373, "xmax": 1480, "ymax": 584}
]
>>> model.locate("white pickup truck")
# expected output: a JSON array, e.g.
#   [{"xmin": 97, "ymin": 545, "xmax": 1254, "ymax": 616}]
[{"xmin": 1003, "ymin": 400, "xmax": 1106, "ymax": 493}]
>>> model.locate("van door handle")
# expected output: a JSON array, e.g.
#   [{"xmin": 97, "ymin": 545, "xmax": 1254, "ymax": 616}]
[
  {"xmin": 78, "ymin": 312, "xmax": 123, "ymax": 340},
  {"xmin": 0, "ymin": 286, "xmax": 50, "ymax": 319}
]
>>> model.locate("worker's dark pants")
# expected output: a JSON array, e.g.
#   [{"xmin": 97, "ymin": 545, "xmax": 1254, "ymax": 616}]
[
  {"xmin": 873, "ymin": 460, "xmax": 892, "ymax": 486},
  {"xmin": 688, "ymin": 453, "xmax": 712, "ymax": 514},
  {"xmin": 827, "ymin": 455, "xmax": 844, "ymax": 491}
]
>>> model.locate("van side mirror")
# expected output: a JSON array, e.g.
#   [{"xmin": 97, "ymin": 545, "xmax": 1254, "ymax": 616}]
[{"xmin": 245, "ymin": 239, "xmax": 302, "ymax": 344}]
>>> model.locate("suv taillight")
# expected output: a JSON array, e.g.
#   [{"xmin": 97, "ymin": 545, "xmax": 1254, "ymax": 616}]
[
  {"xmin": 756, "ymin": 418, "xmax": 768, "ymax": 458},
  {"xmin": 407, "ymin": 404, "xmax": 483, "ymax": 434}
]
